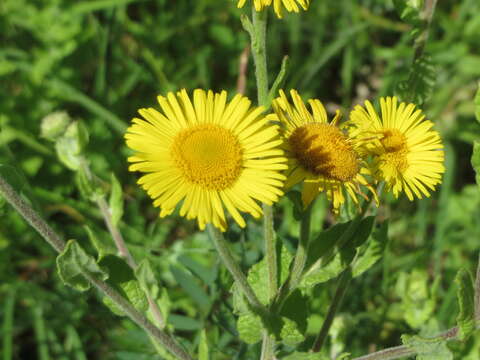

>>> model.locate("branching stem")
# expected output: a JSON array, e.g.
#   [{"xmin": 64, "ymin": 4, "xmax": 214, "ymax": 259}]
[{"xmin": 0, "ymin": 173, "xmax": 191, "ymax": 360}]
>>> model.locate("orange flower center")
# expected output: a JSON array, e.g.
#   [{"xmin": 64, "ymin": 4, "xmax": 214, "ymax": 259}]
[{"xmin": 289, "ymin": 123, "xmax": 359, "ymax": 182}]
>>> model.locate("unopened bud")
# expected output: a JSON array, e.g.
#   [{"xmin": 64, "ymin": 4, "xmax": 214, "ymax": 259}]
[{"xmin": 40, "ymin": 111, "xmax": 71, "ymax": 141}]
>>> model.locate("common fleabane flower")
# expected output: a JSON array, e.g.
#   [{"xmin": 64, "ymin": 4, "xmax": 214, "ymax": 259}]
[
  {"xmin": 125, "ymin": 89, "xmax": 287, "ymax": 231},
  {"xmin": 237, "ymin": 0, "xmax": 310, "ymax": 18},
  {"xmin": 271, "ymin": 90, "xmax": 376, "ymax": 213},
  {"xmin": 349, "ymin": 96, "xmax": 445, "ymax": 200}
]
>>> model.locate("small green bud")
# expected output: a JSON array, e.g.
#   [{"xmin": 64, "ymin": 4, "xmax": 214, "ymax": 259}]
[{"xmin": 40, "ymin": 111, "xmax": 71, "ymax": 141}]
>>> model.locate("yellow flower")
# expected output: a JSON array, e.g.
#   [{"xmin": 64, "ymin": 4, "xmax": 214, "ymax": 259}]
[
  {"xmin": 349, "ymin": 96, "xmax": 445, "ymax": 200},
  {"xmin": 271, "ymin": 90, "xmax": 376, "ymax": 212},
  {"xmin": 125, "ymin": 89, "xmax": 287, "ymax": 231},
  {"xmin": 237, "ymin": 0, "xmax": 310, "ymax": 18}
]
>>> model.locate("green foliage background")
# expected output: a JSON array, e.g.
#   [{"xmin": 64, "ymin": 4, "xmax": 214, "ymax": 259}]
[{"xmin": 1, "ymin": 0, "xmax": 480, "ymax": 358}]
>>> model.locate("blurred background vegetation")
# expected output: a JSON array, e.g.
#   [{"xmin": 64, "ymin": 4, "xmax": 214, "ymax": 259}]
[{"xmin": 1, "ymin": 0, "xmax": 480, "ymax": 358}]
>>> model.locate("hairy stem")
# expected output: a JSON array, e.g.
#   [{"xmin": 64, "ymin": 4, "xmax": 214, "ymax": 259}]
[
  {"xmin": 263, "ymin": 204, "xmax": 278, "ymax": 303},
  {"xmin": 207, "ymin": 225, "xmax": 267, "ymax": 316},
  {"xmin": 96, "ymin": 196, "xmax": 165, "ymax": 329},
  {"xmin": 251, "ymin": 8, "xmax": 268, "ymax": 107},
  {"xmin": 260, "ymin": 331, "xmax": 276, "ymax": 360},
  {"xmin": 249, "ymin": 8, "xmax": 277, "ymax": 355},
  {"xmin": 287, "ymin": 204, "xmax": 312, "ymax": 292},
  {"xmin": 351, "ymin": 327, "xmax": 459, "ymax": 360},
  {"xmin": 0, "ymin": 175, "xmax": 65, "ymax": 253},
  {"xmin": 311, "ymin": 269, "xmax": 352, "ymax": 352},
  {"xmin": 96, "ymin": 197, "xmax": 136, "ymax": 268},
  {"xmin": 0, "ymin": 173, "xmax": 191, "ymax": 360}
]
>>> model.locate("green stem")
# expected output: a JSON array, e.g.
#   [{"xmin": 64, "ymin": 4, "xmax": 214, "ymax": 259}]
[
  {"xmin": 207, "ymin": 225, "xmax": 267, "ymax": 315},
  {"xmin": 0, "ymin": 174, "xmax": 192, "ymax": 360},
  {"xmin": 81, "ymin": 270, "xmax": 191, "ymax": 360},
  {"xmin": 249, "ymin": 6, "xmax": 275, "ymax": 355},
  {"xmin": 263, "ymin": 204, "xmax": 278, "ymax": 302},
  {"xmin": 351, "ymin": 326, "xmax": 459, "ymax": 360},
  {"xmin": 251, "ymin": 8, "xmax": 269, "ymax": 107},
  {"xmin": 96, "ymin": 197, "xmax": 136, "ymax": 268},
  {"xmin": 0, "ymin": 174, "xmax": 65, "ymax": 253},
  {"xmin": 260, "ymin": 331, "xmax": 275, "ymax": 360},
  {"xmin": 311, "ymin": 269, "xmax": 352, "ymax": 352},
  {"xmin": 287, "ymin": 203, "xmax": 312, "ymax": 291}
]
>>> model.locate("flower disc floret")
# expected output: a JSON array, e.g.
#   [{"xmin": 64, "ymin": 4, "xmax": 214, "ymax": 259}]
[
  {"xmin": 125, "ymin": 89, "xmax": 287, "ymax": 231},
  {"xmin": 271, "ymin": 89, "xmax": 377, "ymax": 212},
  {"xmin": 171, "ymin": 124, "xmax": 243, "ymax": 190},
  {"xmin": 349, "ymin": 96, "xmax": 445, "ymax": 200},
  {"xmin": 289, "ymin": 123, "xmax": 360, "ymax": 182}
]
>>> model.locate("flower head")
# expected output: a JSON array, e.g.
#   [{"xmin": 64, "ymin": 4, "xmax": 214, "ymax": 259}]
[
  {"xmin": 125, "ymin": 89, "xmax": 287, "ymax": 231},
  {"xmin": 237, "ymin": 0, "xmax": 310, "ymax": 18},
  {"xmin": 349, "ymin": 96, "xmax": 444, "ymax": 200},
  {"xmin": 271, "ymin": 90, "xmax": 376, "ymax": 212}
]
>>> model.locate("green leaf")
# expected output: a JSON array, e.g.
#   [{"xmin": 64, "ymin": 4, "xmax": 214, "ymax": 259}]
[
  {"xmin": 286, "ymin": 190, "xmax": 304, "ymax": 221},
  {"xmin": 56, "ymin": 240, "xmax": 108, "ymax": 291},
  {"xmin": 279, "ymin": 316, "xmax": 305, "ymax": 346},
  {"xmin": 99, "ymin": 255, "xmax": 148, "ymax": 316},
  {"xmin": 396, "ymin": 54, "xmax": 436, "ymax": 105},
  {"xmin": 236, "ymin": 245, "xmax": 309, "ymax": 345},
  {"xmin": 55, "ymin": 137, "xmax": 81, "ymax": 171},
  {"xmin": 301, "ymin": 216, "xmax": 375, "ymax": 287},
  {"xmin": 280, "ymin": 290, "xmax": 309, "ymax": 336},
  {"xmin": 135, "ymin": 259, "xmax": 160, "ymax": 299},
  {"xmin": 245, "ymin": 245, "xmax": 293, "ymax": 307},
  {"xmin": 84, "ymin": 225, "xmax": 115, "ymax": 261},
  {"xmin": 401, "ymin": 334, "xmax": 453, "ymax": 360},
  {"xmin": 268, "ymin": 56, "xmax": 289, "ymax": 105},
  {"xmin": 170, "ymin": 265, "xmax": 211, "ymax": 313},
  {"xmin": 109, "ymin": 173, "xmax": 124, "ymax": 227},
  {"xmin": 396, "ymin": 270, "xmax": 438, "ymax": 329},
  {"xmin": 393, "ymin": 0, "xmax": 423, "ymax": 27},
  {"xmin": 353, "ymin": 221, "xmax": 389, "ymax": 277},
  {"xmin": 75, "ymin": 170, "xmax": 95, "ymax": 200},
  {"xmin": 305, "ymin": 220, "xmax": 352, "ymax": 271},
  {"xmin": 472, "ymin": 141, "xmax": 480, "ymax": 187},
  {"xmin": 282, "ymin": 352, "xmax": 329, "ymax": 360},
  {"xmin": 198, "ymin": 329, "xmax": 209, "ymax": 360},
  {"xmin": 455, "ymin": 269, "xmax": 475, "ymax": 341},
  {"xmin": 237, "ymin": 313, "xmax": 263, "ymax": 344},
  {"xmin": 474, "ymin": 83, "xmax": 480, "ymax": 123}
]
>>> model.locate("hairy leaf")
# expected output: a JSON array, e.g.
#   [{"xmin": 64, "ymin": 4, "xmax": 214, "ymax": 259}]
[
  {"xmin": 109, "ymin": 173, "xmax": 124, "ymax": 227},
  {"xmin": 56, "ymin": 240, "xmax": 108, "ymax": 291},
  {"xmin": 455, "ymin": 268, "xmax": 475, "ymax": 341},
  {"xmin": 353, "ymin": 221, "xmax": 389, "ymax": 277},
  {"xmin": 401, "ymin": 334, "xmax": 453, "ymax": 360},
  {"xmin": 99, "ymin": 255, "xmax": 148, "ymax": 316},
  {"xmin": 397, "ymin": 55, "xmax": 436, "ymax": 105},
  {"xmin": 237, "ymin": 313, "xmax": 263, "ymax": 344}
]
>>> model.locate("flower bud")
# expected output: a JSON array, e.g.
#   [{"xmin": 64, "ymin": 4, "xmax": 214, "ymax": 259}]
[{"xmin": 40, "ymin": 111, "xmax": 71, "ymax": 141}]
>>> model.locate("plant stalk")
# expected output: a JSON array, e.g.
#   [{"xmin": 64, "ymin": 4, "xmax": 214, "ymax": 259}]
[
  {"xmin": 260, "ymin": 331, "xmax": 276, "ymax": 360},
  {"xmin": 311, "ymin": 269, "xmax": 352, "ymax": 352},
  {"xmin": 287, "ymin": 203, "xmax": 313, "ymax": 292},
  {"xmin": 351, "ymin": 326, "xmax": 459, "ymax": 360},
  {"xmin": 96, "ymin": 196, "xmax": 166, "ymax": 329},
  {"xmin": 96, "ymin": 197, "xmax": 136, "ymax": 268},
  {"xmin": 207, "ymin": 224, "xmax": 267, "ymax": 316},
  {"xmin": 249, "ymin": 8, "xmax": 277, "ymax": 355},
  {"xmin": 0, "ymin": 174, "xmax": 191, "ymax": 360}
]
